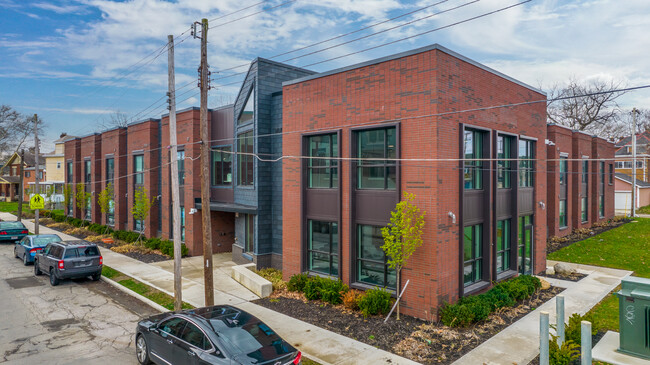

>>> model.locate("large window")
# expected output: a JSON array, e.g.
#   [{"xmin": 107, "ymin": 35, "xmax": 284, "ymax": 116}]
[
  {"xmin": 307, "ymin": 134, "xmax": 338, "ymax": 188},
  {"xmin": 582, "ymin": 159, "xmax": 588, "ymax": 184},
  {"xmin": 463, "ymin": 224, "xmax": 483, "ymax": 285},
  {"xmin": 464, "ymin": 130, "xmax": 483, "ymax": 189},
  {"xmin": 518, "ymin": 139, "xmax": 534, "ymax": 187},
  {"xmin": 581, "ymin": 197, "xmax": 588, "ymax": 223},
  {"xmin": 559, "ymin": 156, "xmax": 568, "ymax": 185},
  {"xmin": 134, "ymin": 155, "xmax": 144, "ymax": 185},
  {"xmin": 238, "ymin": 88, "xmax": 254, "ymax": 124},
  {"xmin": 609, "ymin": 164, "xmax": 613, "ymax": 184},
  {"xmin": 244, "ymin": 214, "xmax": 254, "ymax": 253},
  {"xmin": 357, "ymin": 225, "xmax": 395, "ymax": 289},
  {"xmin": 237, "ymin": 132, "xmax": 254, "ymax": 186},
  {"xmin": 496, "ymin": 220, "xmax": 511, "ymax": 273},
  {"xmin": 211, "ymin": 147, "xmax": 232, "ymax": 186},
  {"xmin": 307, "ymin": 220, "xmax": 338, "ymax": 276},
  {"xmin": 84, "ymin": 159, "xmax": 91, "ymax": 183},
  {"xmin": 518, "ymin": 216, "xmax": 533, "ymax": 275},
  {"xmin": 180, "ymin": 206, "xmax": 185, "ymax": 242},
  {"xmin": 357, "ymin": 127, "xmax": 397, "ymax": 190},
  {"xmin": 497, "ymin": 135, "xmax": 512, "ymax": 189},
  {"xmin": 559, "ymin": 200, "xmax": 567, "ymax": 228},
  {"xmin": 177, "ymin": 150, "xmax": 185, "ymax": 186},
  {"xmin": 600, "ymin": 161, "xmax": 605, "ymax": 217},
  {"xmin": 67, "ymin": 161, "xmax": 73, "ymax": 183},
  {"xmin": 106, "ymin": 158, "xmax": 114, "ymax": 183}
]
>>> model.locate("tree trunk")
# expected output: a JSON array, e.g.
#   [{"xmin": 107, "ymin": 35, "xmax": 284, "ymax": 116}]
[{"xmin": 396, "ymin": 267, "xmax": 401, "ymax": 320}]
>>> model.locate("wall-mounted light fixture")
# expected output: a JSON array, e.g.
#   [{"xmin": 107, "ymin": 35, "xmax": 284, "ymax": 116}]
[
  {"xmin": 447, "ymin": 211, "xmax": 456, "ymax": 224},
  {"xmin": 189, "ymin": 208, "xmax": 198, "ymax": 215},
  {"xmin": 539, "ymin": 201, "xmax": 546, "ymax": 210}
]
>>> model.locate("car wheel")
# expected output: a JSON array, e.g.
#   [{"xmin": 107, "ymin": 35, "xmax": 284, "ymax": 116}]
[
  {"xmin": 23, "ymin": 254, "xmax": 29, "ymax": 266},
  {"xmin": 49, "ymin": 268, "xmax": 59, "ymax": 286},
  {"xmin": 34, "ymin": 261, "xmax": 42, "ymax": 276},
  {"xmin": 91, "ymin": 272, "xmax": 101, "ymax": 281},
  {"xmin": 135, "ymin": 334, "xmax": 152, "ymax": 365}
]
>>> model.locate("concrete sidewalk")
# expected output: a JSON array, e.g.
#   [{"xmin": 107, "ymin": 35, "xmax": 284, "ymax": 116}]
[
  {"xmin": 452, "ymin": 261, "xmax": 632, "ymax": 365},
  {"xmin": 5, "ymin": 213, "xmax": 418, "ymax": 365}
]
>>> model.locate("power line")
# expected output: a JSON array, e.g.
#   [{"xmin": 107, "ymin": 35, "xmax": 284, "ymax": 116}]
[
  {"xmin": 212, "ymin": 0, "xmax": 531, "ymax": 89},
  {"xmin": 208, "ymin": 0, "xmax": 298, "ymax": 29}
]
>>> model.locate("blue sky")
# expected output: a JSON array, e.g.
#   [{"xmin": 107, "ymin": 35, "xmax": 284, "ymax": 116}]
[{"xmin": 1, "ymin": 0, "xmax": 649, "ymax": 152}]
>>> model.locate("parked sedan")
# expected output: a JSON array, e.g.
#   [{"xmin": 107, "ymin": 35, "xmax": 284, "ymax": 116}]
[
  {"xmin": 0, "ymin": 221, "xmax": 28, "ymax": 243},
  {"xmin": 34, "ymin": 240, "xmax": 103, "ymax": 286},
  {"xmin": 14, "ymin": 234, "xmax": 62, "ymax": 265},
  {"xmin": 135, "ymin": 305, "xmax": 302, "ymax": 365}
]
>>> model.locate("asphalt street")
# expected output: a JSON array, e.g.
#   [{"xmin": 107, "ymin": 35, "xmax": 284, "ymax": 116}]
[{"xmin": 0, "ymin": 243, "xmax": 158, "ymax": 364}]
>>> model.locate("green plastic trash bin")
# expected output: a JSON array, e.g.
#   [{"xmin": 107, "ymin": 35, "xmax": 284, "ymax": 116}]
[{"xmin": 617, "ymin": 276, "xmax": 650, "ymax": 360}]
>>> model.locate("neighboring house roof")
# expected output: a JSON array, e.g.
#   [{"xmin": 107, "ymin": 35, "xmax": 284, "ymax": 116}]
[
  {"xmin": 0, "ymin": 176, "xmax": 20, "ymax": 184},
  {"xmin": 616, "ymin": 132, "xmax": 650, "ymax": 148},
  {"xmin": 615, "ymin": 173, "xmax": 650, "ymax": 188},
  {"xmin": 53, "ymin": 134, "xmax": 77, "ymax": 144}
]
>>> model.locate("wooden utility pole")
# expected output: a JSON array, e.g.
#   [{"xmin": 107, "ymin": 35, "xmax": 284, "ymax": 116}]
[
  {"xmin": 168, "ymin": 34, "xmax": 183, "ymax": 311},
  {"xmin": 34, "ymin": 114, "xmax": 40, "ymax": 235},
  {"xmin": 17, "ymin": 149, "xmax": 24, "ymax": 222},
  {"xmin": 198, "ymin": 18, "xmax": 214, "ymax": 306}
]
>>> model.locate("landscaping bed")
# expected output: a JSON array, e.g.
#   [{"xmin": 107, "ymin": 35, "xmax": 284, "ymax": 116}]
[
  {"xmin": 546, "ymin": 218, "xmax": 630, "ymax": 254},
  {"xmin": 538, "ymin": 272, "xmax": 587, "ymax": 282},
  {"xmin": 254, "ymin": 280, "xmax": 562, "ymax": 364}
]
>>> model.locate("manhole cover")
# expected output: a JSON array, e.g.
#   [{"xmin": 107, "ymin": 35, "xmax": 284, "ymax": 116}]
[
  {"xmin": 5, "ymin": 276, "xmax": 44, "ymax": 289},
  {"xmin": 41, "ymin": 318, "xmax": 78, "ymax": 331}
]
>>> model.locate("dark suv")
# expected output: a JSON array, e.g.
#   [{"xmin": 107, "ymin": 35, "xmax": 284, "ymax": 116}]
[{"xmin": 34, "ymin": 240, "xmax": 103, "ymax": 286}]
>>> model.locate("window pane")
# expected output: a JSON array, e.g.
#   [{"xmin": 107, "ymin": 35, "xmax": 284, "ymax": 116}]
[
  {"xmin": 238, "ymin": 88, "xmax": 254, "ymax": 124},
  {"xmin": 358, "ymin": 225, "xmax": 384, "ymax": 261},
  {"xmin": 307, "ymin": 220, "xmax": 338, "ymax": 276},
  {"xmin": 358, "ymin": 166, "xmax": 385, "ymax": 189}
]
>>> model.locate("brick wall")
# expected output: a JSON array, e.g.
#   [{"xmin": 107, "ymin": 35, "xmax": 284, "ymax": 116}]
[
  {"xmin": 546, "ymin": 125, "xmax": 573, "ymax": 238},
  {"xmin": 99, "ymin": 128, "xmax": 127, "ymax": 229},
  {"xmin": 282, "ymin": 45, "xmax": 547, "ymax": 319},
  {"xmin": 64, "ymin": 138, "xmax": 81, "ymax": 218}
]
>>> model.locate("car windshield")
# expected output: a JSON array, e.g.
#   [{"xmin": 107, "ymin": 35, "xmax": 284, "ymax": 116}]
[
  {"xmin": 206, "ymin": 310, "xmax": 292, "ymax": 361},
  {"xmin": 33, "ymin": 236, "xmax": 61, "ymax": 246},
  {"xmin": 0, "ymin": 222, "xmax": 25, "ymax": 230}
]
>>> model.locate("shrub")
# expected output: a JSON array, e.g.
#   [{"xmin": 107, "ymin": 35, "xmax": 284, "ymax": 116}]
[
  {"xmin": 343, "ymin": 290, "xmax": 362, "ymax": 310},
  {"xmin": 440, "ymin": 301, "xmax": 475, "ymax": 327},
  {"xmin": 480, "ymin": 285, "xmax": 515, "ymax": 310},
  {"xmin": 158, "ymin": 240, "xmax": 188, "ymax": 258},
  {"xmin": 319, "ymin": 279, "xmax": 348, "ymax": 305},
  {"xmin": 145, "ymin": 237, "xmax": 162, "ymax": 250},
  {"xmin": 255, "ymin": 268, "xmax": 286, "ymax": 291},
  {"xmin": 357, "ymin": 287, "xmax": 392, "ymax": 318},
  {"xmin": 440, "ymin": 295, "xmax": 492, "ymax": 327},
  {"xmin": 549, "ymin": 336, "xmax": 580, "ymax": 365},
  {"xmin": 287, "ymin": 273, "xmax": 310, "ymax": 292},
  {"xmin": 112, "ymin": 230, "xmax": 141, "ymax": 243},
  {"xmin": 565, "ymin": 313, "xmax": 596, "ymax": 344},
  {"xmin": 303, "ymin": 276, "xmax": 324, "ymax": 300},
  {"xmin": 500, "ymin": 280, "xmax": 530, "ymax": 301}
]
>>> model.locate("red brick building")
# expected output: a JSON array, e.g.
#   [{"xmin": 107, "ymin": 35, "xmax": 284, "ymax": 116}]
[
  {"xmin": 281, "ymin": 44, "xmax": 548, "ymax": 319},
  {"xmin": 546, "ymin": 125, "xmax": 615, "ymax": 238}
]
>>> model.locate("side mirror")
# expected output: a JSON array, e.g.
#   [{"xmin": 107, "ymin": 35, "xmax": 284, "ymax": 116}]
[{"xmin": 149, "ymin": 327, "xmax": 159, "ymax": 334}]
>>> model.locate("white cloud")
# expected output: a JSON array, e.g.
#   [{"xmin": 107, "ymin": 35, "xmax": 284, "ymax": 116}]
[{"xmin": 32, "ymin": 2, "xmax": 88, "ymax": 14}]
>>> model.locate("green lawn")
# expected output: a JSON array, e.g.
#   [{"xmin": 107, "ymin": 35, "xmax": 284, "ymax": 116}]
[
  {"xmin": 585, "ymin": 291, "xmax": 619, "ymax": 333},
  {"xmin": 548, "ymin": 218, "xmax": 650, "ymax": 278},
  {"xmin": 0, "ymin": 201, "xmax": 30, "ymax": 213}
]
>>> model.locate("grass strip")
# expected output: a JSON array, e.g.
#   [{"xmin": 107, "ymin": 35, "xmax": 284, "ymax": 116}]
[
  {"xmin": 548, "ymin": 218, "xmax": 650, "ymax": 278},
  {"xmin": 102, "ymin": 265, "xmax": 193, "ymax": 310}
]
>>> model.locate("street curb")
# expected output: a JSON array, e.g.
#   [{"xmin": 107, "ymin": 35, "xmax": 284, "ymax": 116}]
[{"xmin": 100, "ymin": 276, "xmax": 169, "ymax": 314}]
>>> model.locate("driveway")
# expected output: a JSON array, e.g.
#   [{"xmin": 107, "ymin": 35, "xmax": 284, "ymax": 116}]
[{"xmin": 0, "ymin": 243, "xmax": 157, "ymax": 364}]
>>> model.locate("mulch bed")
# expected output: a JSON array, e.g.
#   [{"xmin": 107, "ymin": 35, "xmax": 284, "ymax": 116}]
[
  {"xmin": 538, "ymin": 272, "xmax": 588, "ymax": 282},
  {"xmin": 255, "ymin": 286, "xmax": 563, "ymax": 364},
  {"xmin": 546, "ymin": 219, "xmax": 631, "ymax": 254},
  {"xmin": 41, "ymin": 223, "xmax": 171, "ymax": 264}
]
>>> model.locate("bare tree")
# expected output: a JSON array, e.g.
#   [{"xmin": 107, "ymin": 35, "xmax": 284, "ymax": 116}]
[
  {"xmin": 547, "ymin": 78, "xmax": 627, "ymax": 139},
  {"xmin": 98, "ymin": 111, "xmax": 129, "ymax": 131},
  {"xmin": 0, "ymin": 107, "xmax": 45, "ymax": 172}
]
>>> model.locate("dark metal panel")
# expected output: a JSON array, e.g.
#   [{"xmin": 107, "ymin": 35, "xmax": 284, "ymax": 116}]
[
  {"xmin": 518, "ymin": 188, "xmax": 534, "ymax": 214},
  {"xmin": 210, "ymin": 108, "xmax": 234, "ymax": 146},
  {"xmin": 211, "ymin": 187, "xmax": 234, "ymax": 203},
  {"xmin": 305, "ymin": 189, "xmax": 339, "ymax": 220},
  {"xmin": 355, "ymin": 191, "xmax": 397, "ymax": 225},
  {"xmin": 560, "ymin": 182, "xmax": 567, "ymax": 199},
  {"xmin": 496, "ymin": 189, "xmax": 513, "ymax": 220},
  {"xmin": 463, "ymin": 190, "xmax": 485, "ymax": 225}
]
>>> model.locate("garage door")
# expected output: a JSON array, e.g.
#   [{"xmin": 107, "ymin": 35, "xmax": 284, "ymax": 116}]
[{"xmin": 615, "ymin": 192, "xmax": 632, "ymax": 210}]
